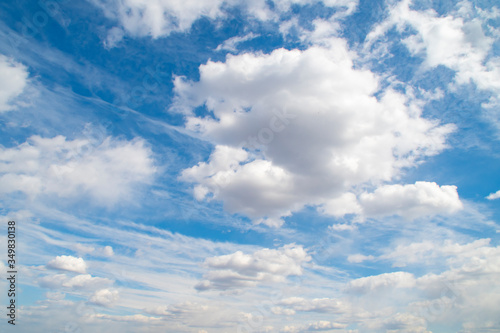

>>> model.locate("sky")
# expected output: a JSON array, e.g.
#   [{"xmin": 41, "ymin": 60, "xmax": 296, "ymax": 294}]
[{"xmin": 0, "ymin": 0, "xmax": 499, "ymax": 332}]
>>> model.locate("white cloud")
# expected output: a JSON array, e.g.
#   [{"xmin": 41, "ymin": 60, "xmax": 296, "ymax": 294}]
[
  {"xmin": 90, "ymin": 0, "xmax": 226, "ymax": 38},
  {"xmin": 145, "ymin": 301, "xmax": 209, "ymax": 317},
  {"xmin": 74, "ymin": 244, "xmax": 114, "ymax": 257},
  {"xmin": 319, "ymin": 193, "xmax": 362, "ymax": 218},
  {"xmin": 38, "ymin": 274, "xmax": 69, "ymax": 289},
  {"xmin": 74, "ymin": 243, "xmax": 95, "ymax": 255},
  {"xmin": 90, "ymin": 0, "xmax": 358, "ymax": 40},
  {"xmin": 271, "ymin": 306, "xmax": 296, "ymax": 315},
  {"xmin": 196, "ymin": 244, "xmax": 311, "ymax": 291},
  {"xmin": 89, "ymin": 288, "xmax": 119, "ymax": 306},
  {"xmin": 412, "ymin": 241, "xmax": 500, "ymax": 327},
  {"xmin": 0, "ymin": 54, "xmax": 29, "ymax": 112},
  {"xmin": 359, "ymin": 181, "xmax": 463, "ymax": 219},
  {"xmin": 63, "ymin": 274, "xmax": 113, "ymax": 290},
  {"xmin": 347, "ymin": 254, "xmax": 375, "ymax": 264},
  {"xmin": 379, "ymin": 238, "xmax": 492, "ymax": 268},
  {"xmin": 215, "ymin": 33, "xmax": 259, "ymax": 53},
  {"xmin": 306, "ymin": 321, "xmax": 347, "ymax": 330},
  {"xmin": 486, "ymin": 190, "xmax": 500, "ymax": 200},
  {"xmin": 88, "ymin": 313, "xmax": 161, "ymax": 324},
  {"xmin": 341, "ymin": 238, "xmax": 500, "ymax": 330},
  {"xmin": 39, "ymin": 273, "xmax": 113, "ymax": 291},
  {"xmin": 329, "ymin": 223, "xmax": 357, "ymax": 232},
  {"xmin": 100, "ymin": 246, "xmax": 114, "ymax": 257},
  {"xmin": 103, "ymin": 26, "xmax": 125, "ymax": 49},
  {"xmin": 0, "ymin": 135, "xmax": 156, "ymax": 205},
  {"xmin": 277, "ymin": 297, "xmax": 348, "ymax": 313},
  {"xmin": 45, "ymin": 291, "xmax": 66, "ymax": 301},
  {"xmin": 281, "ymin": 321, "xmax": 347, "ymax": 332},
  {"xmin": 366, "ymin": 0, "xmax": 500, "ymax": 127},
  {"xmin": 366, "ymin": 312, "xmax": 431, "ymax": 333},
  {"xmin": 176, "ymin": 41, "xmax": 456, "ymax": 226},
  {"xmin": 47, "ymin": 255, "xmax": 87, "ymax": 274},
  {"xmin": 347, "ymin": 271, "xmax": 416, "ymax": 294}
]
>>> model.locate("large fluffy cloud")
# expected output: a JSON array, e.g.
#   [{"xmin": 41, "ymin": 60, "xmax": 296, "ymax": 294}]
[
  {"xmin": 176, "ymin": 39, "xmax": 457, "ymax": 226},
  {"xmin": 0, "ymin": 135, "xmax": 156, "ymax": 205},
  {"xmin": 0, "ymin": 54, "xmax": 29, "ymax": 112},
  {"xmin": 196, "ymin": 244, "xmax": 311, "ymax": 291}
]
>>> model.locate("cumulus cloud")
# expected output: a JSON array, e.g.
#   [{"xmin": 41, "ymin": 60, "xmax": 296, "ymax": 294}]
[
  {"xmin": 39, "ymin": 273, "xmax": 113, "ymax": 290},
  {"xmin": 358, "ymin": 181, "xmax": 463, "ymax": 219},
  {"xmin": 366, "ymin": 0, "xmax": 500, "ymax": 126},
  {"xmin": 47, "ymin": 255, "xmax": 87, "ymax": 274},
  {"xmin": 0, "ymin": 54, "xmax": 29, "ymax": 112},
  {"xmin": 486, "ymin": 190, "xmax": 500, "ymax": 200},
  {"xmin": 63, "ymin": 274, "xmax": 113, "ymax": 289},
  {"xmin": 321, "ymin": 181, "xmax": 463, "ymax": 220},
  {"xmin": 89, "ymin": 288, "xmax": 119, "ymax": 306},
  {"xmin": 90, "ymin": 0, "xmax": 358, "ymax": 40},
  {"xmin": 176, "ymin": 40, "xmax": 456, "ymax": 226},
  {"xmin": 366, "ymin": 0, "xmax": 496, "ymax": 74},
  {"xmin": 195, "ymin": 244, "xmax": 310, "ymax": 291},
  {"xmin": 0, "ymin": 135, "xmax": 156, "ymax": 205}
]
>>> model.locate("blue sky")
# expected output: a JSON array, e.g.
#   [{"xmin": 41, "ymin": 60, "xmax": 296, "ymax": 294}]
[{"xmin": 0, "ymin": 0, "xmax": 499, "ymax": 332}]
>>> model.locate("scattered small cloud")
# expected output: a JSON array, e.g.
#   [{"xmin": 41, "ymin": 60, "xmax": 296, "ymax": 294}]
[
  {"xmin": 196, "ymin": 244, "xmax": 311, "ymax": 291},
  {"xmin": 47, "ymin": 255, "xmax": 87, "ymax": 274},
  {"xmin": 486, "ymin": 190, "xmax": 500, "ymax": 200}
]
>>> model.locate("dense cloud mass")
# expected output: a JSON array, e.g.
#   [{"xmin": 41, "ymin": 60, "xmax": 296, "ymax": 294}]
[{"xmin": 177, "ymin": 42, "xmax": 458, "ymax": 226}]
